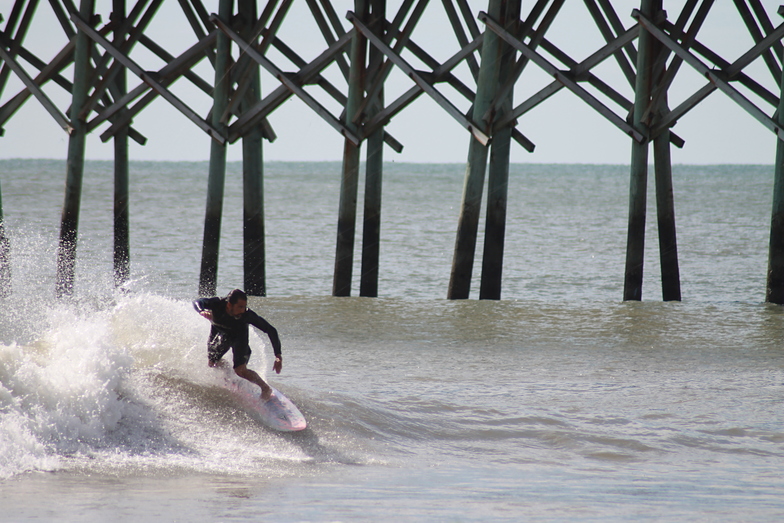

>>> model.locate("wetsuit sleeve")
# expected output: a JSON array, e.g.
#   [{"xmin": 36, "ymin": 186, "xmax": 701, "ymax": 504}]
[
  {"xmin": 193, "ymin": 297, "xmax": 220, "ymax": 313},
  {"xmin": 245, "ymin": 310, "xmax": 282, "ymax": 357}
]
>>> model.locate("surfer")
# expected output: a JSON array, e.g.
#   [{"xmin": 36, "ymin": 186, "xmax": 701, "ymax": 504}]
[{"xmin": 193, "ymin": 289, "xmax": 283, "ymax": 401}]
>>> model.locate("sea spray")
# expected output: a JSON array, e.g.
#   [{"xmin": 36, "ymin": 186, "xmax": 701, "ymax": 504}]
[{"xmin": 0, "ymin": 303, "xmax": 137, "ymax": 477}]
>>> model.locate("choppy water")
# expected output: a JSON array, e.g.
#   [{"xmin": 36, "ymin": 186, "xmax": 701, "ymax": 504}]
[{"xmin": 0, "ymin": 160, "xmax": 783, "ymax": 521}]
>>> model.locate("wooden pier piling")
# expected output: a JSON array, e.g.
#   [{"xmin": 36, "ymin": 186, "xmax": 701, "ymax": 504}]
[
  {"xmin": 240, "ymin": 0, "xmax": 267, "ymax": 297},
  {"xmin": 359, "ymin": 0, "xmax": 385, "ymax": 298},
  {"xmin": 56, "ymin": 0, "xmax": 94, "ymax": 299},
  {"xmin": 333, "ymin": 0, "xmax": 367, "ymax": 297},
  {"xmin": 4, "ymin": 1, "xmax": 784, "ymax": 303},
  {"xmin": 198, "ymin": 0, "xmax": 232, "ymax": 298},
  {"xmin": 623, "ymin": 0, "xmax": 656, "ymax": 302},
  {"xmin": 0, "ymin": 177, "xmax": 9, "ymax": 298},
  {"xmin": 447, "ymin": 0, "xmax": 507, "ymax": 300},
  {"xmin": 653, "ymin": 93, "xmax": 681, "ymax": 302},
  {"xmin": 113, "ymin": 0, "xmax": 130, "ymax": 289},
  {"xmin": 479, "ymin": 0, "xmax": 520, "ymax": 301},
  {"xmin": 767, "ymin": 40, "xmax": 784, "ymax": 304}
]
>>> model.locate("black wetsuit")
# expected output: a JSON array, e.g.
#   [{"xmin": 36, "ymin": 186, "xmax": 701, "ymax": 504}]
[{"xmin": 193, "ymin": 297, "xmax": 282, "ymax": 368}]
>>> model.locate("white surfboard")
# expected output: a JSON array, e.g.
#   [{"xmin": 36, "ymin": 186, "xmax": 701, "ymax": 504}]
[
  {"xmin": 224, "ymin": 376, "xmax": 307, "ymax": 432},
  {"xmin": 254, "ymin": 387, "xmax": 308, "ymax": 432}
]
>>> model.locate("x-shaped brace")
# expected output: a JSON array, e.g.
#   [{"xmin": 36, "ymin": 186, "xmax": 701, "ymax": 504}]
[{"xmin": 635, "ymin": 8, "xmax": 784, "ymax": 142}]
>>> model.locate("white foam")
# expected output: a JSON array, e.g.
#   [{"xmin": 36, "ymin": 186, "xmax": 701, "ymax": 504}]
[{"xmin": 0, "ymin": 290, "xmax": 315, "ymax": 479}]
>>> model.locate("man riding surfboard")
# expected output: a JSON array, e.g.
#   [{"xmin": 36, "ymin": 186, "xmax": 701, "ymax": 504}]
[{"xmin": 193, "ymin": 289, "xmax": 282, "ymax": 400}]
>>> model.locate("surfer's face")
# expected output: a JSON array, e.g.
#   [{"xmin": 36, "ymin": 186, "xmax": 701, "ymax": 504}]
[{"xmin": 227, "ymin": 299, "xmax": 247, "ymax": 318}]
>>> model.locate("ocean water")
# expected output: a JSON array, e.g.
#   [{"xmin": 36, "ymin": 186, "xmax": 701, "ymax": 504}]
[{"xmin": 0, "ymin": 160, "xmax": 783, "ymax": 521}]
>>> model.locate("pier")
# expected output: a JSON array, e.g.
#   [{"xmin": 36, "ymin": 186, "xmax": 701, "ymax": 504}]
[{"xmin": 1, "ymin": 0, "xmax": 784, "ymax": 302}]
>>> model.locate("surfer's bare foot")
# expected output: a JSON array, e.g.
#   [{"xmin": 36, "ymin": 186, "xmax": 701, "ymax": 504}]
[{"xmin": 261, "ymin": 385, "xmax": 272, "ymax": 401}]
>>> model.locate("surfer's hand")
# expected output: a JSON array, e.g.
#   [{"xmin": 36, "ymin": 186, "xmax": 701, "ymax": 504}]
[
  {"xmin": 273, "ymin": 356, "xmax": 282, "ymax": 374},
  {"xmin": 199, "ymin": 310, "xmax": 213, "ymax": 321}
]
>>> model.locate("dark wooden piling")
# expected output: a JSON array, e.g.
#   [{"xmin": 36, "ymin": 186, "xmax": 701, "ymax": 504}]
[
  {"xmin": 0, "ymin": 178, "xmax": 10, "ymax": 298},
  {"xmin": 359, "ymin": 0, "xmax": 385, "ymax": 298},
  {"xmin": 6, "ymin": 1, "xmax": 784, "ymax": 303},
  {"xmin": 240, "ymin": 0, "xmax": 267, "ymax": 297},
  {"xmin": 653, "ymin": 93, "xmax": 681, "ymax": 302},
  {"xmin": 766, "ymin": 47, "xmax": 784, "ymax": 304},
  {"xmin": 448, "ymin": 0, "xmax": 505, "ymax": 300},
  {"xmin": 623, "ymin": 0, "xmax": 656, "ymax": 302},
  {"xmin": 333, "ymin": 0, "xmax": 367, "ymax": 297},
  {"xmin": 56, "ymin": 0, "xmax": 94, "ymax": 299},
  {"xmin": 113, "ymin": 0, "xmax": 130, "ymax": 289},
  {"xmin": 198, "ymin": 0, "xmax": 232, "ymax": 297},
  {"xmin": 479, "ymin": 0, "xmax": 519, "ymax": 301}
]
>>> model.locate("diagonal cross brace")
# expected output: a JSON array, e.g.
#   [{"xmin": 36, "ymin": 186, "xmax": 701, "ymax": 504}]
[
  {"xmin": 210, "ymin": 13, "xmax": 361, "ymax": 146},
  {"xmin": 651, "ymin": 15, "xmax": 784, "ymax": 138},
  {"xmin": 634, "ymin": 8, "xmax": 784, "ymax": 142},
  {"xmin": 262, "ymin": 35, "xmax": 404, "ymax": 152},
  {"xmin": 0, "ymin": 37, "xmax": 75, "ymax": 129},
  {"xmin": 362, "ymin": 32, "xmax": 484, "ymax": 138},
  {"xmin": 70, "ymin": 12, "xmax": 226, "ymax": 144},
  {"xmin": 227, "ymin": 29, "xmax": 354, "ymax": 142},
  {"xmin": 95, "ymin": 31, "xmax": 217, "ymax": 141},
  {"xmin": 348, "ymin": 11, "xmax": 491, "ymax": 146},
  {"xmin": 0, "ymin": 44, "xmax": 72, "ymax": 134},
  {"xmin": 494, "ymin": 23, "xmax": 640, "ymax": 131},
  {"xmin": 480, "ymin": 11, "xmax": 645, "ymax": 143}
]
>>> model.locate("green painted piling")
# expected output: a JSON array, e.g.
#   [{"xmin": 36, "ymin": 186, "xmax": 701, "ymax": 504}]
[
  {"xmin": 56, "ymin": 0, "xmax": 94, "ymax": 298},
  {"xmin": 448, "ymin": 0, "xmax": 504, "ymax": 300},
  {"xmin": 333, "ymin": 0, "xmax": 367, "ymax": 297},
  {"xmin": 359, "ymin": 0, "xmax": 385, "ymax": 298},
  {"xmin": 623, "ymin": 0, "xmax": 656, "ymax": 302},
  {"xmin": 240, "ymin": 0, "xmax": 267, "ymax": 297},
  {"xmin": 198, "ymin": 0, "xmax": 232, "ymax": 297}
]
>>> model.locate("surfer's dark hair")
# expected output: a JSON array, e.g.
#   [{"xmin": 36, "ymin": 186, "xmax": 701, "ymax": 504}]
[{"xmin": 227, "ymin": 289, "xmax": 247, "ymax": 303}]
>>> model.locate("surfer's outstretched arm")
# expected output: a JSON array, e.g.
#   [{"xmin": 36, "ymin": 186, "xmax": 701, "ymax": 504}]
[{"xmin": 235, "ymin": 364, "xmax": 272, "ymax": 401}]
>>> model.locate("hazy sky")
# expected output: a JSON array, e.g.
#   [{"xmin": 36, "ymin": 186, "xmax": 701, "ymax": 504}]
[{"xmin": 1, "ymin": 0, "xmax": 783, "ymax": 165}]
